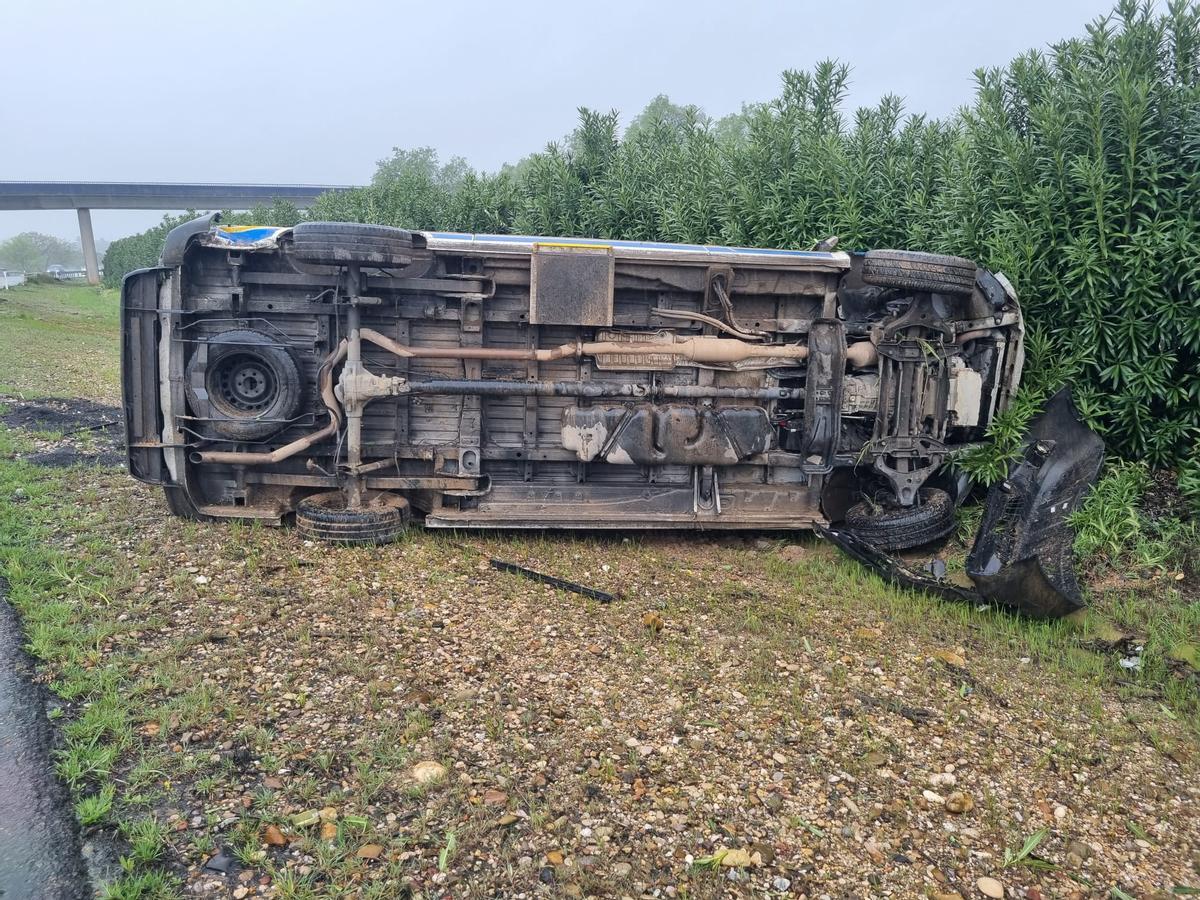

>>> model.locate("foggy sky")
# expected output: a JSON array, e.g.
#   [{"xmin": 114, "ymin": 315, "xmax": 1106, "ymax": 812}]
[{"xmin": 2, "ymin": 0, "xmax": 1120, "ymax": 244}]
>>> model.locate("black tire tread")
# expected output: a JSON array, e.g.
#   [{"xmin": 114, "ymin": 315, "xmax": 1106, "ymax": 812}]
[
  {"xmin": 861, "ymin": 250, "xmax": 976, "ymax": 296},
  {"xmin": 844, "ymin": 487, "xmax": 956, "ymax": 551},
  {"xmin": 292, "ymin": 222, "xmax": 415, "ymax": 245},
  {"xmin": 292, "ymin": 233, "xmax": 413, "ymax": 248},
  {"xmin": 291, "ymin": 222, "xmax": 414, "ymax": 268},
  {"xmin": 295, "ymin": 491, "xmax": 409, "ymax": 545}
]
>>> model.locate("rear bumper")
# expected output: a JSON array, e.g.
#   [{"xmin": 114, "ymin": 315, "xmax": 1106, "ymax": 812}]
[{"xmin": 121, "ymin": 266, "xmax": 171, "ymax": 484}]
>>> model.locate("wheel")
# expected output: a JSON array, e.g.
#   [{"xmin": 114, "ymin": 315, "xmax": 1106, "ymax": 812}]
[
  {"xmin": 186, "ymin": 329, "xmax": 304, "ymax": 441},
  {"xmin": 861, "ymin": 250, "xmax": 976, "ymax": 296},
  {"xmin": 843, "ymin": 487, "xmax": 955, "ymax": 551},
  {"xmin": 290, "ymin": 222, "xmax": 415, "ymax": 268},
  {"xmin": 295, "ymin": 490, "xmax": 410, "ymax": 545},
  {"xmin": 163, "ymin": 484, "xmax": 210, "ymax": 520}
]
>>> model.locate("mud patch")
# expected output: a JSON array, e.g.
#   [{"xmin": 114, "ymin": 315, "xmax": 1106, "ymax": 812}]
[{"xmin": 1, "ymin": 397, "xmax": 124, "ymax": 470}]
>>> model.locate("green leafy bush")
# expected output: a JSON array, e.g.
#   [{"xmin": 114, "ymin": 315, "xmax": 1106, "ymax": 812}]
[
  {"xmin": 953, "ymin": 0, "xmax": 1200, "ymax": 467},
  {"xmin": 101, "ymin": 212, "xmax": 197, "ymax": 288},
  {"xmin": 1070, "ymin": 460, "xmax": 1198, "ymax": 570}
]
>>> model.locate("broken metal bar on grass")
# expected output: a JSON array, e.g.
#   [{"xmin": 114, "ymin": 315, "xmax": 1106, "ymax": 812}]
[
  {"xmin": 852, "ymin": 690, "xmax": 936, "ymax": 725},
  {"xmin": 815, "ymin": 523, "xmax": 983, "ymax": 606},
  {"xmin": 489, "ymin": 559, "xmax": 616, "ymax": 603}
]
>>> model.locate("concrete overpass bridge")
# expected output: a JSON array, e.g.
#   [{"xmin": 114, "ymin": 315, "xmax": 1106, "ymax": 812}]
[{"xmin": 0, "ymin": 181, "xmax": 355, "ymax": 284}]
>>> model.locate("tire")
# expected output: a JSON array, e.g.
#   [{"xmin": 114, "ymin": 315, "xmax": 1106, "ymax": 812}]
[
  {"xmin": 163, "ymin": 484, "xmax": 209, "ymax": 520},
  {"xmin": 844, "ymin": 487, "xmax": 955, "ymax": 551},
  {"xmin": 861, "ymin": 250, "xmax": 976, "ymax": 296},
  {"xmin": 186, "ymin": 330, "xmax": 304, "ymax": 442},
  {"xmin": 295, "ymin": 490, "xmax": 410, "ymax": 545},
  {"xmin": 291, "ymin": 222, "xmax": 415, "ymax": 268}
]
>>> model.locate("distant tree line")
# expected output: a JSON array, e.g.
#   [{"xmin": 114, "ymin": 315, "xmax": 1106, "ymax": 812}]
[
  {"xmin": 0, "ymin": 232, "xmax": 93, "ymax": 272},
  {"xmin": 102, "ymin": 1, "xmax": 1200, "ymax": 477}
]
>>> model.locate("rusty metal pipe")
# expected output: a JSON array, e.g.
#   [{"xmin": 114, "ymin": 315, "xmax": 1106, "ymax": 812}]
[
  {"xmin": 956, "ymin": 328, "xmax": 994, "ymax": 345},
  {"xmin": 360, "ymin": 328, "xmax": 807, "ymax": 364},
  {"xmin": 405, "ymin": 379, "xmax": 795, "ymax": 401},
  {"xmin": 652, "ymin": 306, "xmax": 768, "ymax": 342},
  {"xmin": 195, "ymin": 340, "xmax": 347, "ymax": 466},
  {"xmin": 361, "ymin": 328, "xmax": 574, "ymax": 362},
  {"xmin": 846, "ymin": 341, "xmax": 878, "ymax": 368},
  {"xmin": 344, "ymin": 303, "xmax": 365, "ymax": 507},
  {"xmin": 193, "ymin": 421, "xmax": 339, "ymax": 467},
  {"xmin": 321, "ymin": 340, "xmax": 348, "ymax": 427}
]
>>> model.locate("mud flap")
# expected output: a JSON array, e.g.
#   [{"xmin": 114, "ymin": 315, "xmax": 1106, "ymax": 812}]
[
  {"xmin": 817, "ymin": 389, "xmax": 1104, "ymax": 618},
  {"xmin": 965, "ymin": 388, "xmax": 1105, "ymax": 617}
]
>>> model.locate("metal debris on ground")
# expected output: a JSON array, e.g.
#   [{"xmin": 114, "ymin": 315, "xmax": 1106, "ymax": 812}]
[
  {"xmin": 489, "ymin": 559, "xmax": 616, "ymax": 603},
  {"xmin": 822, "ymin": 389, "xmax": 1106, "ymax": 619}
]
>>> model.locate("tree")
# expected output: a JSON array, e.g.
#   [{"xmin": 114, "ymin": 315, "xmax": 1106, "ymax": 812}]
[
  {"xmin": 372, "ymin": 146, "xmax": 472, "ymax": 191},
  {"xmin": 713, "ymin": 103, "xmax": 760, "ymax": 146},
  {"xmin": 0, "ymin": 231, "xmax": 82, "ymax": 271},
  {"xmin": 624, "ymin": 94, "xmax": 710, "ymax": 142}
]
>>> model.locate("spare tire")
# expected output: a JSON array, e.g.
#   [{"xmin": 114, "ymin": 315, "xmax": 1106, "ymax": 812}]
[
  {"xmin": 861, "ymin": 250, "xmax": 976, "ymax": 296},
  {"xmin": 296, "ymin": 490, "xmax": 410, "ymax": 545},
  {"xmin": 186, "ymin": 329, "xmax": 303, "ymax": 441},
  {"xmin": 291, "ymin": 222, "xmax": 414, "ymax": 268},
  {"xmin": 844, "ymin": 487, "xmax": 955, "ymax": 551}
]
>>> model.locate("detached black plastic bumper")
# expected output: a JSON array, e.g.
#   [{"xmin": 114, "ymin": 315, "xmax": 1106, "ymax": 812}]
[
  {"xmin": 965, "ymin": 388, "xmax": 1105, "ymax": 617},
  {"xmin": 821, "ymin": 389, "xmax": 1105, "ymax": 618}
]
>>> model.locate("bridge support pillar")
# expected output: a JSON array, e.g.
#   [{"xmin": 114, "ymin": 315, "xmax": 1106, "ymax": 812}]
[{"xmin": 76, "ymin": 208, "xmax": 100, "ymax": 285}]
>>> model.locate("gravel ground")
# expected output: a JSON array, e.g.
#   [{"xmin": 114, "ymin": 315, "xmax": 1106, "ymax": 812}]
[
  {"xmin": 3, "ymin": 286, "xmax": 1194, "ymax": 898},
  {"xmin": 37, "ymin": 465, "xmax": 1199, "ymax": 900}
]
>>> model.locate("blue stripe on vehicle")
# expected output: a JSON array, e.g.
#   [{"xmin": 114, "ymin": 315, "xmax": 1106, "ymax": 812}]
[{"xmin": 213, "ymin": 226, "xmax": 288, "ymax": 243}]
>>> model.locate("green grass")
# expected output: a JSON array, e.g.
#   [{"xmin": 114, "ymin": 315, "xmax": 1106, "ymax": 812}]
[
  {"xmin": 0, "ymin": 427, "xmax": 178, "ymax": 894},
  {"xmin": 75, "ymin": 783, "xmax": 116, "ymax": 826},
  {"xmin": 760, "ymin": 519, "xmax": 1200, "ymax": 734},
  {"xmin": 100, "ymin": 870, "xmax": 179, "ymax": 900},
  {"xmin": 0, "ymin": 281, "xmax": 120, "ymax": 401},
  {"xmin": 1, "ymin": 423, "xmax": 1196, "ymax": 893},
  {"xmin": 1072, "ymin": 462, "xmax": 1197, "ymax": 569}
]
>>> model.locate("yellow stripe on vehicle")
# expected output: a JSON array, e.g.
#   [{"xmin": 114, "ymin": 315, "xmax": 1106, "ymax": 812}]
[{"xmin": 534, "ymin": 242, "xmax": 612, "ymax": 251}]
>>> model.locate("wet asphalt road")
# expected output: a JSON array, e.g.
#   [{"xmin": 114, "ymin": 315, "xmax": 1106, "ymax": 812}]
[{"xmin": 0, "ymin": 584, "xmax": 90, "ymax": 899}]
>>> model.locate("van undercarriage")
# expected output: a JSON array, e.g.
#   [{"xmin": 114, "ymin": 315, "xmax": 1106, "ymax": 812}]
[{"xmin": 122, "ymin": 216, "xmax": 1027, "ymax": 549}]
